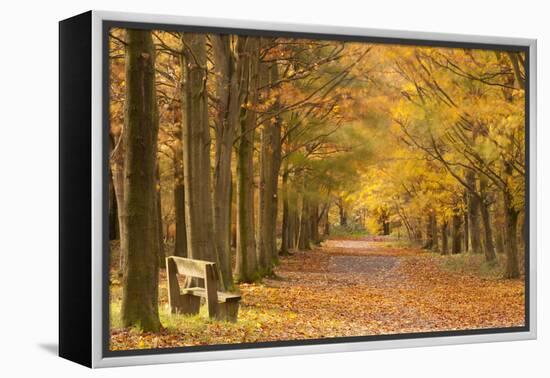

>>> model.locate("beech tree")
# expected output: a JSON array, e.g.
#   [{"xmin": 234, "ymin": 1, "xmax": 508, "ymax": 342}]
[
  {"xmin": 235, "ymin": 37, "xmax": 261, "ymax": 282},
  {"xmin": 180, "ymin": 33, "xmax": 218, "ymax": 265},
  {"xmin": 120, "ymin": 29, "xmax": 161, "ymax": 332}
]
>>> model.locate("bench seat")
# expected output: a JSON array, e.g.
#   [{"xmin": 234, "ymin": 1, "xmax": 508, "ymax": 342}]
[{"xmin": 181, "ymin": 287, "xmax": 241, "ymax": 303}]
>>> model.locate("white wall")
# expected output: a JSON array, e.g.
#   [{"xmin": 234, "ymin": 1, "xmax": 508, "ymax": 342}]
[{"xmin": 0, "ymin": 0, "xmax": 546, "ymax": 376}]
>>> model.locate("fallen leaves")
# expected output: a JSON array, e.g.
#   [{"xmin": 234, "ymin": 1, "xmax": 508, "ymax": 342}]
[{"xmin": 110, "ymin": 238, "xmax": 525, "ymax": 351}]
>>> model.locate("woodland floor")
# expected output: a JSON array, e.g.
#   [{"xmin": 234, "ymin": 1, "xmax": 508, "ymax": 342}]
[{"xmin": 109, "ymin": 237, "xmax": 525, "ymax": 351}]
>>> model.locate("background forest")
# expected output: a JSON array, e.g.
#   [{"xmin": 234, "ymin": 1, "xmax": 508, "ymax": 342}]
[{"xmin": 108, "ymin": 28, "xmax": 526, "ymax": 349}]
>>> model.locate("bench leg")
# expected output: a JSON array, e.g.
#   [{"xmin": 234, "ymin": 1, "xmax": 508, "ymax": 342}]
[
  {"xmin": 216, "ymin": 302, "xmax": 240, "ymax": 322},
  {"xmin": 178, "ymin": 294, "xmax": 201, "ymax": 315}
]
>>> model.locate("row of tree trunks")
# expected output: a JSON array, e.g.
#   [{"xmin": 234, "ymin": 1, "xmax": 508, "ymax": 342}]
[{"xmin": 120, "ymin": 29, "xmax": 161, "ymax": 332}]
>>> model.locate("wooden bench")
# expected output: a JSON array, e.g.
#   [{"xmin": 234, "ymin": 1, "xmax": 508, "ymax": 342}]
[{"xmin": 166, "ymin": 256, "xmax": 241, "ymax": 322}]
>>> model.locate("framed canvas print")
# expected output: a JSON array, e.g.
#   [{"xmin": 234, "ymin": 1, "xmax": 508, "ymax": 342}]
[{"xmin": 59, "ymin": 10, "xmax": 537, "ymax": 368}]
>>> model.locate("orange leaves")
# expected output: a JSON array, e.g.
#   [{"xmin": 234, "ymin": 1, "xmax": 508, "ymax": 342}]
[{"xmin": 110, "ymin": 238, "xmax": 524, "ymax": 351}]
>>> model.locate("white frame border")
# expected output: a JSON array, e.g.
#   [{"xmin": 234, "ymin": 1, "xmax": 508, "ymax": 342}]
[{"xmin": 90, "ymin": 10, "xmax": 537, "ymax": 368}]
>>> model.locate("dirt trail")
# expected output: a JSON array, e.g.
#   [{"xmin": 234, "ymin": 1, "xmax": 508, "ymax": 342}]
[
  {"xmin": 326, "ymin": 239, "xmax": 400, "ymax": 274},
  {"xmin": 252, "ymin": 237, "xmax": 526, "ymax": 336}
]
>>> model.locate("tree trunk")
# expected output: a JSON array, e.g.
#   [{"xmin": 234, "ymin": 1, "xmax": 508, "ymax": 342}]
[
  {"xmin": 268, "ymin": 64, "xmax": 282, "ymax": 265},
  {"xmin": 424, "ymin": 213, "xmax": 434, "ymax": 249},
  {"xmin": 280, "ymin": 167, "xmax": 291, "ymax": 256},
  {"xmin": 291, "ymin": 195, "xmax": 300, "ymax": 249},
  {"xmin": 383, "ymin": 221, "xmax": 390, "ymax": 235},
  {"xmin": 181, "ymin": 33, "xmax": 217, "ymax": 267},
  {"xmin": 479, "ymin": 178, "xmax": 496, "ymax": 262},
  {"xmin": 451, "ymin": 212, "xmax": 462, "ymax": 254},
  {"xmin": 172, "ymin": 133, "xmax": 187, "ymax": 258},
  {"xmin": 108, "ymin": 161, "xmax": 119, "ymax": 240},
  {"xmin": 441, "ymin": 220, "xmax": 449, "ymax": 255},
  {"xmin": 298, "ymin": 195, "xmax": 311, "ymax": 250},
  {"xmin": 338, "ymin": 199, "xmax": 347, "ymax": 226},
  {"xmin": 111, "ymin": 140, "xmax": 125, "ymax": 273},
  {"xmin": 431, "ymin": 213, "xmax": 438, "ymax": 252},
  {"xmin": 310, "ymin": 200, "xmax": 320, "ymax": 245},
  {"xmin": 211, "ymin": 35, "xmax": 243, "ymax": 290},
  {"xmin": 155, "ymin": 165, "xmax": 165, "ymax": 269},
  {"xmin": 235, "ymin": 37, "xmax": 260, "ymax": 282},
  {"xmin": 323, "ymin": 203, "xmax": 330, "ymax": 236},
  {"xmin": 466, "ymin": 171, "xmax": 482, "ymax": 254},
  {"xmin": 120, "ymin": 29, "xmax": 161, "ymax": 332},
  {"xmin": 496, "ymin": 226, "xmax": 505, "ymax": 254},
  {"xmin": 463, "ymin": 194, "xmax": 469, "ymax": 253},
  {"xmin": 503, "ymin": 190, "xmax": 520, "ymax": 278},
  {"xmin": 256, "ymin": 62, "xmax": 283, "ymax": 273},
  {"xmin": 257, "ymin": 119, "xmax": 272, "ymax": 272}
]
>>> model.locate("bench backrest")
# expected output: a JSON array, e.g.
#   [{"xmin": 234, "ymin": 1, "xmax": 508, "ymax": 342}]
[{"xmin": 167, "ymin": 256, "xmax": 215, "ymax": 279}]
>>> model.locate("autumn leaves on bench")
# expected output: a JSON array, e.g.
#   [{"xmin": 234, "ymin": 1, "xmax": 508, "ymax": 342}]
[{"xmin": 166, "ymin": 256, "xmax": 241, "ymax": 322}]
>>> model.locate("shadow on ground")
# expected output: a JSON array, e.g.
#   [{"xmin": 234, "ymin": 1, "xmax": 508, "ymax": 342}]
[{"xmin": 38, "ymin": 343, "xmax": 58, "ymax": 356}]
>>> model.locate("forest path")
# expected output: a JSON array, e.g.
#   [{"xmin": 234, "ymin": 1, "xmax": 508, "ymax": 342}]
[
  {"xmin": 242, "ymin": 237, "xmax": 526, "ymax": 339},
  {"xmin": 326, "ymin": 239, "xmax": 401, "ymax": 275},
  {"xmin": 110, "ymin": 237, "xmax": 526, "ymax": 350}
]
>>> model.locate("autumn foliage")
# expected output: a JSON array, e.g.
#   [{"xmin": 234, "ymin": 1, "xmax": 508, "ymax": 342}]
[{"xmin": 108, "ymin": 27, "xmax": 527, "ymax": 348}]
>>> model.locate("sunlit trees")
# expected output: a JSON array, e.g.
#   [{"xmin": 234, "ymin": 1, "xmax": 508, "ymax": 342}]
[
  {"xmin": 386, "ymin": 47, "xmax": 524, "ymax": 276},
  {"xmin": 109, "ymin": 30, "xmax": 527, "ymax": 334}
]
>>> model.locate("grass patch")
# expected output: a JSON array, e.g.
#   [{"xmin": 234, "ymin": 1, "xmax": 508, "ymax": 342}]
[
  {"xmin": 330, "ymin": 225, "xmax": 370, "ymax": 239},
  {"xmin": 376, "ymin": 238, "xmax": 416, "ymax": 249},
  {"xmin": 437, "ymin": 252, "xmax": 505, "ymax": 279},
  {"xmin": 109, "ymin": 296, "xmax": 315, "ymax": 349}
]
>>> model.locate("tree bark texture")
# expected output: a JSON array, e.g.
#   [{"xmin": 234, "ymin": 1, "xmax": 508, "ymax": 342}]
[
  {"xmin": 120, "ymin": 29, "xmax": 161, "ymax": 332},
  {"xmin": 235, "ymin": 37, "xmax": 260, "ymax": 282},
  {"xmin": 451, "ymin": 212, "xmax": 462, "ymax": 254},
  {"xmin": 466, "ymin": 171, "xmax": 482, "ymax": 254},
  {"xmin": 181, "ymin": 33, "xmax": 218, "ymax": 267},
  {"xmin": 211, "ymin": 35, "xmax": 244, "ymax": 289},
  {"xmin": 503, "ymin": 190, "xmax": 520, "ymax": 278},
  {"xmin": 479, "ymin": 177, "xmax": 496, "ymax": 262},
  {"xmin": 155, "ymin": 165, "xmax": 165, "ymax": 269},
  {"xmin": 298, "ymin": 195, "xmax": 311, "ymax": 250},
  {"xmin": 441, "ymin": 220, "xmax": 449, "ymax": 255},
  {"xmin": 257, "ymin": 62, "xmax": 283, "ymax": 272},
  {"xmin": 173, "ymin": 132, "xmax": 187, "ymax": 258}
]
